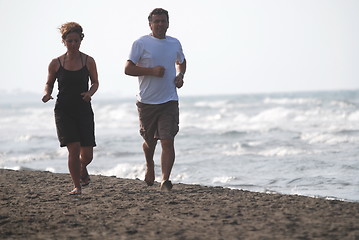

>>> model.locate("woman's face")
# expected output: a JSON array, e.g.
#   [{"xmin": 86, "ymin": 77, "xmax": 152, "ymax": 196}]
[{"xmin": 63, "ymin": 32, "xmax": 82, "ymax": 52}]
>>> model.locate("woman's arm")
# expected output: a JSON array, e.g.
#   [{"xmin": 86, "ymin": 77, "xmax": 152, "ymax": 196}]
[
  {"xmin": 81, "ymin": 56, "xmax": 99, "ymax": 102},
  {"xmin": 42, "ymin": 59, "xmax": 58, "ymax": 103}
]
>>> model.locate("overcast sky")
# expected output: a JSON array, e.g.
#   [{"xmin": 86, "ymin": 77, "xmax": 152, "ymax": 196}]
[{"xmin": 1, "ymin": 0, "xmax": 358, "ymax": 98}]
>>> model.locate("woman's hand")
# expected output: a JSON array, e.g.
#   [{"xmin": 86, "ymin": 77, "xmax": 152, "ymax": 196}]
[
  {"xmin": 81, "ymin": 92, "xmax": 92, "ymax": 102},
  {"xmin": 42, "ymin": 94, "xmax": 53, "ymax": 103}
]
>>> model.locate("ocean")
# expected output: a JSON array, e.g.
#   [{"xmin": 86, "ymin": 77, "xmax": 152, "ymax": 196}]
[{"xmin": 1, "ymin": 90, "xmax": 358, "ymax": 202}]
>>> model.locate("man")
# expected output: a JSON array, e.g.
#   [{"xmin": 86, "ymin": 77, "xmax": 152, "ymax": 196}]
[{"xmin": 124, "ymin": 8, "xmax": 186, "ymax": 191}]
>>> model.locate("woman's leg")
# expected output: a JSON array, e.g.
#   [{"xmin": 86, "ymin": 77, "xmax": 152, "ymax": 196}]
[
  {"xmin": 80, "ymin": 146, "xmax": 93, "ymax": 184},
  {"xmin": 67, "ymin": 142, "xmax": 81, "ymax": 190}
]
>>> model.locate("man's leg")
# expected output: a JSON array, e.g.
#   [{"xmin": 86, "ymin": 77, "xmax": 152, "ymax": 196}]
[
  {"xmin": 143, "ymin": 141, "xmax": 157, "ymax": 186},
  {"xmin": 160, "ymin": 139, "xmax": 175, "ymax": 182}
]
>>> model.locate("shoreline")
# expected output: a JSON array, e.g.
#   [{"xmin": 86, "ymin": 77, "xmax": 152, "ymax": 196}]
[
  {"xmin": 3, "ymin": 166, "xmax": 358, "ymax": 203},
  {"xmin": 1, "ymin": 169, "xmax": 359, "ymax": 239}
]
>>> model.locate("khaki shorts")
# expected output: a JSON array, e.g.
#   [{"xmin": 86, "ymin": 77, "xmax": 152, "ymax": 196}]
[{"xmin": 136, "ymin": 101, "xmax": 179, "ymax": 145}]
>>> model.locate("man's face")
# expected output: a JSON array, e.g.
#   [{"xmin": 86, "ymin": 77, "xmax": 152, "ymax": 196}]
[{"xmin": 149, "ymin": 14, "xmax": 169, "ymax": 39}]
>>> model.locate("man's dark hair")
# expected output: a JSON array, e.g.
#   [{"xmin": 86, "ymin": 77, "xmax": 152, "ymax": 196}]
[{"xmin": 148, "ymin": 8, "xmax": 169, "ymax": 22}]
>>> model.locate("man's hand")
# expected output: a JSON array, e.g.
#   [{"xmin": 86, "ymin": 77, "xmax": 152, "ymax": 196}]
[
  {"xmin": 175, "ymin": 73, "xmax": 184, "ymax": 88},
  {"xmin": 152, "ymin": 66, "xmax": 165, "ymax": 77}
]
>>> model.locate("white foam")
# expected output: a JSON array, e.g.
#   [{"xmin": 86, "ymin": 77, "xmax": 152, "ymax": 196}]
[
  {"xmin": 258, "ymin": 147, "xmax": 310, "ymax": 157},
  {"xmin": 225, "ymin": 144, "xmax": 312, "ymax": 157},
  {"xmin": 45, "ymin": 167, "xmax": 55, "ymax": 173},
  {"xmin": 301, "ymin": 132, "xmax": 359, "ymax": 145},
  {"xmin": 100, "ymin": 163, "xmax": 146, "ymax": 180},
  {"xmin": 212, "ymin": 176, "xmax": 237, "ymax": 184},
  {"xmin": 193, "ymin": 100, "xmax": 227, "ymax": 108},
  {"xmin": 251, "ymin": 107, "xmax": 294, "ymax": 122},
  {"xmin": 15, "ymin": 135, "xmax": 32, "ymax": 142},
  {"xmin": 264, "ymin": 97, "xmax": 321, "ymax": 105},
  {"xmin": 348, "ymin": 111, "xmax": 359, "ymax": 121}
]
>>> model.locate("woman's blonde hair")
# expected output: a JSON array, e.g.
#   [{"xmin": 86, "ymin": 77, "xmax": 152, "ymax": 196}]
[{"xmin": 58, "ymin": 22, "xmax": 84, "ymax": 40}]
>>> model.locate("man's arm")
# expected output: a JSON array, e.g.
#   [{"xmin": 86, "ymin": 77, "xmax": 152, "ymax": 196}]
[
  {"xmin": 175, "ymin": 58, "xmax": 186, "ymax": 88},
  {"xmin": 125, "ymin": 60, "xmax": 165, "ymax": 77}
]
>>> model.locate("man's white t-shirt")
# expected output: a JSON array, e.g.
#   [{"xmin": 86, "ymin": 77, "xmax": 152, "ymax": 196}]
[{"xmin": 128, "ymin": 34, "xmax": 185, "ymax": 104}]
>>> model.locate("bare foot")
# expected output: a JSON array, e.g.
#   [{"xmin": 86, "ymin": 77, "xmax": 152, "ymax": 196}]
[
  {"xmin": 80, "ymin": 165, "xmax": 90, "ymax": 186},
  {"xmin": 160, "ymin": 180, "xmax": 173, "ymax": 191},
  {"xmin": 144, "ymin": 160, "xmax": 155, "ymax": 186}
]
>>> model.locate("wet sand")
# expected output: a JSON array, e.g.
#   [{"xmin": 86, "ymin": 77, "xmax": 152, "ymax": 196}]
[{"xmin": 1, "ymin": 169, "xmax": 359, "ymax": 239}]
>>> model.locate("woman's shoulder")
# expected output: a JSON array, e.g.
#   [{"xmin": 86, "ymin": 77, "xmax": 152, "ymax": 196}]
[
  {"xmin": 50, "ymin": 54, "xmax": 65, "ymax": 66},
  {"xmin": 81, "ymin": 52, "xmax": 95, "ymax": 65},
  {"xmin": 48, "ymin": 55, "xmax": 63, "ymax": 72},
  {"xmin": 54, "ymin": 53, "xmax": 66, "ymax": 62}
]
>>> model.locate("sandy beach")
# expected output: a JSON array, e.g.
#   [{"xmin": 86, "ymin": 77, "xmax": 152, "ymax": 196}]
[{"xmin": 1, "ymin": 169, "xmax": 358, "ymax": 239}]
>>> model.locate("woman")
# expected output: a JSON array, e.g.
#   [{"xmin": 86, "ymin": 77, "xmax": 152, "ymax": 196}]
[{"xmin": 42, "ymin": 22, "xmax": 99, "ymax": 195}]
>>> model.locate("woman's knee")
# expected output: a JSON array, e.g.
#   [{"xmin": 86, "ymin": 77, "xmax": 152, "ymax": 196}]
[
  {"xmin": 80, "ymin": 147, "xmax": 93, "ymax": 164},
  {"xmin": 67, "ymin": 142, "xmax": 81, "ymax": 158}
]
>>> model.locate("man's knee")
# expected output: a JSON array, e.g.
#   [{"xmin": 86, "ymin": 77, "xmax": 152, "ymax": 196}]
[
  {"xmin": 160, "ymin": 139, "xmax": 174, "ymax": 149},
  {"xmin": 143, "ymin": 140, "xmax": 157, "ymax": 153}
]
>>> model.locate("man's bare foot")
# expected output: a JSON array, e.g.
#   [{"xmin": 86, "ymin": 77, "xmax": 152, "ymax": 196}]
[
  {"xmin": 160, "ymin": 180, "xmax": 173, "ymax": 191},
  {"xmin": 144, "ymin": 160, "xmax": 155, "ymax": 186}
]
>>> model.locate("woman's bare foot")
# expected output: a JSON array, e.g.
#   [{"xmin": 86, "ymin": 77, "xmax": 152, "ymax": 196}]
[{"xmin": 80, "ymin": 165, "xmax": 90, "ymax": 186}]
